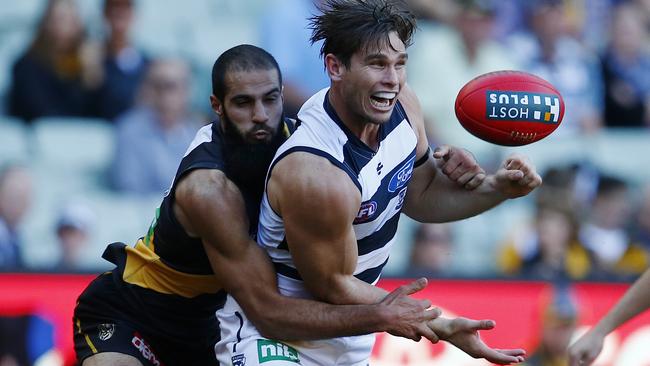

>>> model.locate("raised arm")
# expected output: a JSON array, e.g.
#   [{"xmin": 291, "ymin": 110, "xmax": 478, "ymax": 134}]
[
  {"xmin": 569, "ymin": 269, "xmax": 650, "ymax": 366},
  {"xmin": 173, "ymin": 169, "xmax": 438, "ymax": 341},
  {"xmin": 399, "ymin": 84, "xmax": 542, "ymax": 223}
]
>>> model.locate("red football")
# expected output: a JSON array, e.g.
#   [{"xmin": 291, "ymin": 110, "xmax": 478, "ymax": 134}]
[{"xmin": 454, "ymin": 70, "xmax": 565, "ymax": 146}]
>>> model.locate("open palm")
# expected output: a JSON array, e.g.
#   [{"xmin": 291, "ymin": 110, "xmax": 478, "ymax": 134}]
[{"xmin": 429, "ymin": 317, "xmax": 526, "ymax": 365}]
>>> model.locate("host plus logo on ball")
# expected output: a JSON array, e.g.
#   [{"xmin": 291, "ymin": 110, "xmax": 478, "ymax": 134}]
[{"xmin": 486, "ymin": 91, "xmax": 561, "ymax": 124}]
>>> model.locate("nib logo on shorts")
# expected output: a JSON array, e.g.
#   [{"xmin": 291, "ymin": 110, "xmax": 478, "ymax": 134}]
[
  {"xmin": 486, "ymin": 91, "xmax": 560, "ymax": 123},
  {"xmin": 257, "ymin": 340, "xmax": 300, "ymax": 364}
]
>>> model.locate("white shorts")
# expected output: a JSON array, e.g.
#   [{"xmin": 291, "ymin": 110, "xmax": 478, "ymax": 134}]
[{"xmin": 215, "ymin": 295, "xmax": 375, "ymax": 366}]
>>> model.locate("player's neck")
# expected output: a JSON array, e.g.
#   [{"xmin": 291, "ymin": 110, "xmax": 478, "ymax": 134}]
[{"xmin": 328, "ymin": 89, "xmax": 380, "ymax": 151}]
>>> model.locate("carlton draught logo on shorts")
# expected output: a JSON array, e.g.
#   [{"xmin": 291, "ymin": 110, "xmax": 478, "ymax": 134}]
[
  {"xmin": 486, "ymin": 91, "xmax": 560, "ymax": 123},
  {"xmin": 256, "ymin": 340, "xmax": 300, "ymax": 364}
]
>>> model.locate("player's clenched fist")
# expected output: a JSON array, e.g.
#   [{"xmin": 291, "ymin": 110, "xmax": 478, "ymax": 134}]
[{"xmin": 488, "ymin": 154, "xmax": 542, "ymax": 199}]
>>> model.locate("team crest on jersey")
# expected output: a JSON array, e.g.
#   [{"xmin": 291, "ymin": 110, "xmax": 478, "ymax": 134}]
[
  {"xmin": 98, "ymin": 323, "xmax": 115, "ymax": 341},
  {"xmin": 486, "ymin": 91, "xmax": 560, "ymax": 123},
  {"xmin": 232, "ymin": 354, "xmax": 246, "ymax": 366},
  {"xmin": 388, "ymin": 156, "xmax": 415, "ymax": 192},
  {"xmin": 355, "ymin": 201, "xmax": 377, "ymax": 224}
]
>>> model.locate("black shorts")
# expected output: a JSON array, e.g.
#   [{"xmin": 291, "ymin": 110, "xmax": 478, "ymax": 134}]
[
  {"xmin": 73, "ymin": 245, "xmax": 226, "ymax": 366},
  {"xmin": 74, "ymin": 313, "xmax": 169, "ymax": 366}
]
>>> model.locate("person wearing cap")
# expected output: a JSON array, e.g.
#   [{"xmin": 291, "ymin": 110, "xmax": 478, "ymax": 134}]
[{"xmin": 53, "ymin": 202, "xmax": 95, "ymax": 271}]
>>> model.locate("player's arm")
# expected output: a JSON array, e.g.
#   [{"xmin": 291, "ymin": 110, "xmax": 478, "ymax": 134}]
[
  {"xmin": 173, "ymin": 169, "xmax": 437, "ymax": 341},
  {"xmin": 569, "ymin": 269, "xmax": 650, "ymax": 366},
  {"xmin": 268, "ymin": 153, "xmax": 439, "ymax": 341},
  {"xmin": 399, "ymin": 84, "xmax": 542, "ymax": 223},
  {"xmin": 268, "ymin": 153, "xmax": 385, "ymax": 304}
]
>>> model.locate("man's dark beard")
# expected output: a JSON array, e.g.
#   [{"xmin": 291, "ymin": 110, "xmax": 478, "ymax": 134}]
[{"xmin": 221, "ymin": 111, "xmax": 287, "ymax": 207}]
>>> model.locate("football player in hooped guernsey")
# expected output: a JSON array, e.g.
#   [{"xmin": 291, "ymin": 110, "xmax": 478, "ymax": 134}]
[{"xmin": 216, "ymin": 1, "xmax": 541, "ymax": 365}]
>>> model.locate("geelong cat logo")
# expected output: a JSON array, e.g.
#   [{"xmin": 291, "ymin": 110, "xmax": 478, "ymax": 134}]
[
  {"xmin": 486, "ymin": 91, "xmax": 560, "ymax": 123},
  {"xmin": 388, "ymin": 157, "xmax": 415, "ymax": 193},
  {"xmin": 232, "ymin": 354, "xmax": 246, "ymax": 366}
]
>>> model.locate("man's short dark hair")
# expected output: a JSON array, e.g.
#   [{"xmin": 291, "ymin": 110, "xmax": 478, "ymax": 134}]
[
  {"xmin": 211, "ymin": 44, "xmax": 282, "ymax": 101},
  {"xmin": 596, "ymin": 175, "xmax": 627, "ymax": 197},
  {"xmin": 309, "ymin": 0, "xmax": 416, "ymax": 67}
]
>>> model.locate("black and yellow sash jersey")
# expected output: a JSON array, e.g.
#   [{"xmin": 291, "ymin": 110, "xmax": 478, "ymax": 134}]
[
  {"xmin": 103, "ymin": 119, "xmax": 293, "ymax": 299},
  {"xmin": 73, "ymin": 119, "xmax": 293, "ymax": 362}
]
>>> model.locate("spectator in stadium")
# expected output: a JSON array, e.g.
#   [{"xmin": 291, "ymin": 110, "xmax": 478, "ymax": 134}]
[
  {"xmin": 0, "ymin": 164, "xmax": 33, "ymax": 270},
  {"xmin": 498, "ymin": 165, "xmax": 590, "ymax": 280},
  {"xmin": 7, "ymin": 0, "xmax": 100, "ymax": 123},
  {"xmin": 579, "ymin": 174, "xmax": 648, "ymax": 279},
  {"xmin": 601, "ymin": 1, "xmax": 650, "ymax": 128},
  {"xmin": 52, "ymin": 202, "xmax": 95, "ymax": 271},
  {"xmin": 569, "ymin": 268, "xmax": 650, "ymax": 366},
  {"xmin": 258, "ymin": 0, "xmax": 329, "ymax": 119},
  {"xmin": 407, "ymin": 223, "xmax": 455, "ymax": 277},
  {"xmin": 110, "ymin": 58, "xmax": 200, "ymax": 195},
  {"xmin": 498, "ymin": 198, "xmax": 590, "ymax": 281},
  {"xmin": 0, "ymin": 313, "xmax": 59, "ymax": 366},
  {"xmin": 406, "ymin": 0, "xmax": 460, "ymax": 24},
  {"xmin": 88, "ymin": 0, "xmax": 150, "ymax": 122},
  {"xmin": 526, "ymin": 285, "xmax": 578, "ymax": 366},
  {"xmin": 408, "ymin": 0, "xmax": 519, "ymax": 147},
  {"xmin": 505, "ymin": 0, "xmax": 604, "ymax": 135}
]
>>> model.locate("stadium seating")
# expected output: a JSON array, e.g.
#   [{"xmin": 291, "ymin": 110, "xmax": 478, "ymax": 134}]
[{"xmin": 0, "ymin": 115, "xmax": 30, "ymax": 165}]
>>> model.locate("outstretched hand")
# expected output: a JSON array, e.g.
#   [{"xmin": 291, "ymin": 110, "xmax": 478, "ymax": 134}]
[
  {"xmin": 568, "ymin": 329, "xmax": 605, "ymax": 366},
  {"xmin": 433, "ymin": 145, "xmax": 486, "ymax": 190},
  {"xmin": 379, "ymin": 278, "xmax": 442, "ymax": 344},
  {"xmin": 489, "ymin": 154, "xmax": 542, "ymax": 199},
  {"xmin": 429, "ymin": 317, "xmax": 526, "ymax": 365}
]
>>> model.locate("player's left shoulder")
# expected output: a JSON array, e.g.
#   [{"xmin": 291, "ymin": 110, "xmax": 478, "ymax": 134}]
[
  {"xmin": 398, "ymin": 84, "xmax": 430, "ymax": 157},
  {"xmin": 397, "ymin": 84, "xmax": 420, "ymax": 114}
]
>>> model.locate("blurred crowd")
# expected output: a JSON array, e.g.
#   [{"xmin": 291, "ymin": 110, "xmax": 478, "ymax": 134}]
[{"xmin": 0, "ymin": 0, "xmax": 649, "ymax": 288}]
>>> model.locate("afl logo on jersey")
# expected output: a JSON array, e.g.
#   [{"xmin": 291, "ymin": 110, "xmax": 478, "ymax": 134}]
[
  {"xmin": 355, "ymin": 201, "xmax": 377, "ymax": 224},
  {"xmin": 388, "ymin": 156, "xmax": 415, "ymax": 192}
]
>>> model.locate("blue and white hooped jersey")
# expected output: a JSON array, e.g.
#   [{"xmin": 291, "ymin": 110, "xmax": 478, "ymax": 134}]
[{"xmin": 257, "ymin": 88, "xmax": 420, "ymax": 297}]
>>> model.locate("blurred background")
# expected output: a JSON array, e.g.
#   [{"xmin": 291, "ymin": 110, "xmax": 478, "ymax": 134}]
[{"xmin": 1, "ymin": 0, "xmax": 650, "ymax": 365}]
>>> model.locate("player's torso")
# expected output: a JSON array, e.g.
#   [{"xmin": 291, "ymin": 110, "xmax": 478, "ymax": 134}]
[
  {"xmin": 258, "ymin": 88, "xmax": 418, "ymax": 297},
  {"xmin": 117, "ymin": 122, "xmax": 264, "ymax": 300}
]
